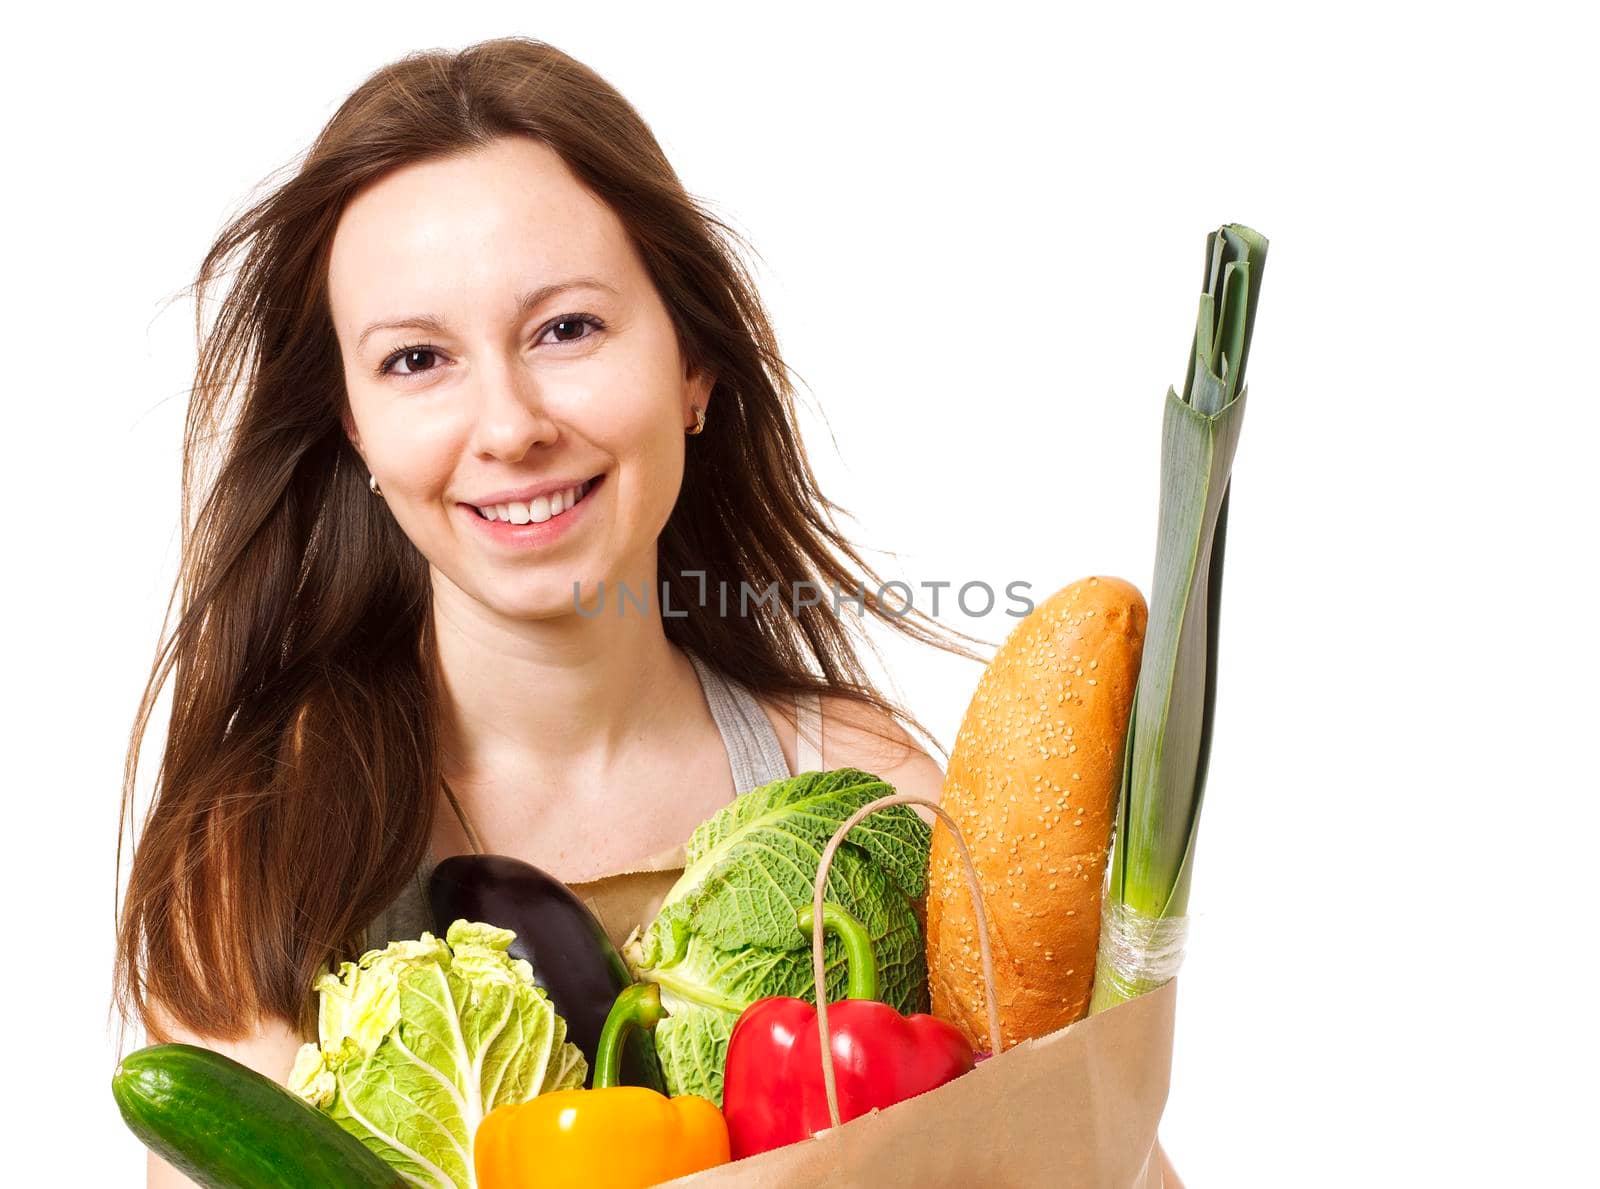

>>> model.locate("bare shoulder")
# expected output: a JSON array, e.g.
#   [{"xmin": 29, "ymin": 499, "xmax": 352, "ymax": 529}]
[
  {"xmin": 751, "ymin": 688, "xmax": 945, "ymax": 818},
  {"xmin": 818, "ymin": 693, "xmax": 945, "ymax": 810},
  {"xmin": 145, "ymin": 1002, "xmax": 306, "ymax": 1084}
]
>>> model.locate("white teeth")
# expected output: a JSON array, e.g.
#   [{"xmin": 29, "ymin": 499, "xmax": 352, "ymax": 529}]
[{"xmin": 475, "ymin": 478, "xmax": 594, "ymax": 525}]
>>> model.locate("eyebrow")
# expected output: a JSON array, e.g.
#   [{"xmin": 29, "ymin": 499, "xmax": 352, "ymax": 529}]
[{"xmin": 354, "ymin": 277, "xmax": 620, "ymax": 353}]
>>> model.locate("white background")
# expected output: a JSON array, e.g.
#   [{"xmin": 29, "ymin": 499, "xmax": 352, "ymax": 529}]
[{"xmin": 5, "ymin": 3, "xmax": 1595, "ymax": 1184}]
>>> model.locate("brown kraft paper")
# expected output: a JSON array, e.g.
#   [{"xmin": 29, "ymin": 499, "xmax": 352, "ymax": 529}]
[{"xmin": 571, "ymin": 868, "xmax": 1177, "ymax": 1189}]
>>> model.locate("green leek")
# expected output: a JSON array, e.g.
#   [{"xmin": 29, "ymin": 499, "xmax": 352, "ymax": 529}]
[{"xmin": 1090, "ymin": 224, "xmax": 1269, "ymax": 1012}]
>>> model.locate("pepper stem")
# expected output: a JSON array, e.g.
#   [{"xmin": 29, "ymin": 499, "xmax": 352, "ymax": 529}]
[
  {"xmin": 795, "ymin": 902, "xmax": 879, "ymax": 1002},
  {"xmin": 593, "ymin": 983, "xmax": 665, "ymax": 1090}
]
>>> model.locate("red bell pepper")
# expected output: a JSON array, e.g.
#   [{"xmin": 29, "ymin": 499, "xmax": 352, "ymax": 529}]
[{"xmin": 721, "ymin": 903, "xmax": 975, "ymax": 1160}]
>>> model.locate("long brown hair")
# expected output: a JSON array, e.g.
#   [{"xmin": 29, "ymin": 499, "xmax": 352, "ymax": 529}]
[{"xmin": 114, "ymin": 36, "xmax": 991, "ymax": 1045}]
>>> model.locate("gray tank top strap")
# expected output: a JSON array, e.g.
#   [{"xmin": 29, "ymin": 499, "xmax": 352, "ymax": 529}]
[{"xmin": 682, "ymin": 647, "xmax": 793, "ymax": 791}]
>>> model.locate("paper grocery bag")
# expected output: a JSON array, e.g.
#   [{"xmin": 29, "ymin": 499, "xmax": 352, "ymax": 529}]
[{"xmin": 571, "ymin": 867, "xmax": 1176, "ymax": 1189}]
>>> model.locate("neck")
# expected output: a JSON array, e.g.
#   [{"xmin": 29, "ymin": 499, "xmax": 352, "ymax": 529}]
[{"xmin": 429, "ymin": 560, "xmax": 695, "ymax": 785}]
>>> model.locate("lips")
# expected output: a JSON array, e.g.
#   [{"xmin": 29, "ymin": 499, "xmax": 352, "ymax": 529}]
[{"xmin": 458, "ymin": 473, "xmax": 604, "ymax": 546}]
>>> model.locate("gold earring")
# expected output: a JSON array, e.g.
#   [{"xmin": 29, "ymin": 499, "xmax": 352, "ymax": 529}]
[
  {"xmin": 369, "ymin": 472, "xmax": 384, "ymax": 497},
  {"xmin": 686, "ymin": 404, "xmax": 706, "ymax": 435}
]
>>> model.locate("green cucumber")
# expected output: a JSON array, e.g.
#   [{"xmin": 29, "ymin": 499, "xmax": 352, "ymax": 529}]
[{"xmin": 112, "ymin": 1043, "xmax": 405, "ymax": 1188}]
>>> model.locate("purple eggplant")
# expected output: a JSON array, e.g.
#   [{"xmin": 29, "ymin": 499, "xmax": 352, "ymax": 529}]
[{"xmin": 428, "ymin": 854, "xmax": 664, "ymax": 1091}]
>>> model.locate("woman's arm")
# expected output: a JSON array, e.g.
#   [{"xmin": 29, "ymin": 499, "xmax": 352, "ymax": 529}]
[{"xmin": 142, "ymin": 1012, "xmax": 305, "ymax": 1189}]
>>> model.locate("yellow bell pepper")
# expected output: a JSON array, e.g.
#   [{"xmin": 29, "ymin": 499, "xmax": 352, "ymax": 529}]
[{"xmin": 475, "ymin": 984, "xmax": 730, "ymax": 1189}]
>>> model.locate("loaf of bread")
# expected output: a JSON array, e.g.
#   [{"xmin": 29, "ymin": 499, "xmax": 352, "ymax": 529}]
[{"xmin": 926, "ymin": 576, "xmax": 1147, "ymax": 1050}]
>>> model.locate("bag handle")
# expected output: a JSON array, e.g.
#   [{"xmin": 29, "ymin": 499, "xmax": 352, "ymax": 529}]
[{"xmin": 809, "ymin": 793, "xmax": 1001, "ymax": 1130}]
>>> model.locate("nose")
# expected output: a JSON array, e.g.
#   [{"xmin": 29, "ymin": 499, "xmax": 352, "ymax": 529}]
[{"xmin": 468, "ymin": 357, "xmax": 559, "ymax": 462}]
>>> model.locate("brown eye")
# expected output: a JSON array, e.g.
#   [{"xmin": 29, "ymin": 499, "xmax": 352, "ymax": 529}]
[
  {"xmin": 379, "ymin": 344, "xmax": 443, "ymax": 379},
  {"xmin": 540, "ymin": 314, "xmax": 604, "ymax": 346}
]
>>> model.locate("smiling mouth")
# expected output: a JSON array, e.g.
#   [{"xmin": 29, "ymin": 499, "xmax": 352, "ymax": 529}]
[{"xmin": 470, "ymin": 475, "xmax": 602, "ymax": 524}]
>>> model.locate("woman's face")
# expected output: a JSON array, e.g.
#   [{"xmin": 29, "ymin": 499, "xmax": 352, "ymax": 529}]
[{"xmin": 327, "ymin": 135, "xmax": 713, "ymax": 620}]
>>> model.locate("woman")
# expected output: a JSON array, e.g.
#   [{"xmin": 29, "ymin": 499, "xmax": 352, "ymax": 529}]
[{"xmin": 113, "ymin": 37, "xmax": 990, "ymax": 1187}]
